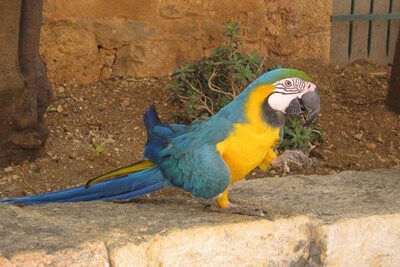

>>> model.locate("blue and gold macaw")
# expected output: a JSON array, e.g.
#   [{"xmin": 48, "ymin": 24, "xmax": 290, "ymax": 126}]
[{"xmin": 0, "ymin": 69, "xmax": 320, "ymax": 213}]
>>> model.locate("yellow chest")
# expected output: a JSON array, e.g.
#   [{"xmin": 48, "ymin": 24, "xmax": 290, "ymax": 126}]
[
  {"xmin": 216, "ymin": 84, "xmax": 281, "ymax": 183},
  {"xmin": 217, "ymin": 123, "xmax": 280, "ymax": 182}
]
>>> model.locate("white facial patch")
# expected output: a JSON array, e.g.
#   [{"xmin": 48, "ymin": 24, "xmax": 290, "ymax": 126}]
[
  {"xmin": 268, "ymin": 77, "xmax": 316, "ymax": 113},
  {"xmin": 268, "ymin": 93, "xmax": 296, "ymax": 113}
]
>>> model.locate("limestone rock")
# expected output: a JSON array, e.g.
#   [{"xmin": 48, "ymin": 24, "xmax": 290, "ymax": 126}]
[
  {"xmin": 0, "ymin": 201, "xmax": 311, "ymax": 266},
  {"xmin": 315, "ymin": 214, "xmax": 400, "ymax": 266},
  {"xmin": 40, "ymin": 22, "xmax": 100, "ymax": 85},
  {"xmin": 40, "ymin": 0, "xmax": 333, "ymax": 85},
  {"xmin": 1, "ymin": 166, "xmax": 399, "ymax": 266}
]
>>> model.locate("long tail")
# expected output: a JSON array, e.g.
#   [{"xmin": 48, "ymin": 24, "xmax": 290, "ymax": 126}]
[
  {"xmin": 0, "ymin": 166, "xmax": 170, "ymax": 206},
  {"xmin": 0, "ymin": 106, "xmax": 178, "ymax": 206}
]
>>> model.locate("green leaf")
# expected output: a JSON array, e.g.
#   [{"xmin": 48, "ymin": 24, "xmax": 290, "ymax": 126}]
[
  {"xmin": 284, "ymin": 128, "xmax": 296, "ymax": 137},
  {"xmin": 93, "ymin": 143, "xmax": 105, "ymax": 154},
  {"xmin": 46, "ymin": 106, "xmax": 57, "ymax": 112}
]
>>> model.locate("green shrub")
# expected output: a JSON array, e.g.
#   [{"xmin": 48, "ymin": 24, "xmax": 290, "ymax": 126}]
[
  {"xmin": 168, "ymin": 22, "xmax": 262, "ymax": 121},
  {"xmin": 280, "ymin": 116, "xmax": 323, "ymax": 152},
  {"xmin": 167, "ymin": 22, "xmax": 323, "ymax": 152}
]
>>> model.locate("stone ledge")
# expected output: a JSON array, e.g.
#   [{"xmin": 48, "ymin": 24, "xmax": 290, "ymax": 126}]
[{"xmin": 1, "ymin": 166, "xmax": 399, "ymax": 266}]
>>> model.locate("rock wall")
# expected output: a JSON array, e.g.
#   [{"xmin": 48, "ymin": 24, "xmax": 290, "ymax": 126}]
[{"xmin": 40, "ymin": 0, "xmax": 333, "ymax": 85}]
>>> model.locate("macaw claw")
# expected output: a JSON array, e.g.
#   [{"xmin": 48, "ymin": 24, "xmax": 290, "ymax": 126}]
[{"xmin": 272, "ymin": 150, "xmax": 316, "ymax": 173}]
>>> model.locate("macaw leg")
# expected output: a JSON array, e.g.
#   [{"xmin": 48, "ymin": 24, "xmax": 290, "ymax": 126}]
[
  {"xmin": 215, "ymin": 189, "xmax": 230, "ymax": 209},
  {"xmin": 208, "ymin": 189, "xmax": 266, "ymax": 217},
  {"xmin": 272, "ymin": 150, "xmax": 316, "ymax": 173}
]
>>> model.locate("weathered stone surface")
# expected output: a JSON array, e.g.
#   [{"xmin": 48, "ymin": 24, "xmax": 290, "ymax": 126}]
[
  {"xmin": 0, "ymin": 201, "xmax": 311, "ymax": 266},
  {"xmin": 112, "ymin": 38, "xmax": 204, "ymax": 78},
  {"xmin": 40, "ymin": 0, "xmax": 333, "ymax": 85},
  {"xmin": 316, "ymin": 214, "xmax": 400, "ymax": 266},
  {"xmin": 1, "ymin": 166, "xmax": 399, "ymax": 266},
  {"xmin": 230, "ymin": 167, "xmax": 400, "ymax": 266},
  {"xmin": 109, "ymin": 217, "xmax": 310, "ymax": 266},
  {"xmin": 0, "ymin": 205, "xmax": 109, "ymax": 266},
  {"xmin": 40, "ymin": 21, "xmax": 100, "ymax": 85},
  {"xmin": 0, "ymin": 243, "xmax": 108, "ymax": 267},
  {"xmin": 231, "ymin": 167, "xmax": 400, "ymax": 222}
]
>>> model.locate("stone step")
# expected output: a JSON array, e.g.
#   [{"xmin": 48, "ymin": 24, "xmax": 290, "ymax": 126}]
[{"xmin": 1, "ymin": 166, "xmax": 399, "ymax": 266}]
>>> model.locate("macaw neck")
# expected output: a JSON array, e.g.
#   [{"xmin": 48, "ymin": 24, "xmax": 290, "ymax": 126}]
[
  {"xmin": 244, "ymin": 84, "xmax": 280, "ymax": 128},
  {"xmin": 207, "ymin": 83, "xmax": 284, "ymax": 135},
  {"xmin": 245, "ymin": 85, "xmax": 274, "ymax": 125}
]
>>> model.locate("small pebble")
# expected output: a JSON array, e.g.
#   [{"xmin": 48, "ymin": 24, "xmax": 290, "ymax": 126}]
[
  {"xmin": 4, "ymin": 166, "xmax": 14, "ymax": 173},
  {"xmin": 120, "ymin": 99, "xmax": 130, "ymax": 107},
  {"xmin": 366, "ymin": 143, "xmax": 377, "ymax": 149},
  {"xmin": 57, "ymin": 86, "xmax": 65, "ymax": 93},
  {"xmin": 354, "ymin": 133, "xmax": 363, "ymax": 141}
]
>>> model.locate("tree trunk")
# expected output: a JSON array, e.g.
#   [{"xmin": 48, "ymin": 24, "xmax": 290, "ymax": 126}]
[
  {"xmin": 387, "ymin": 29, "xmax": 400, "ymax": 114},
  {"xmin": 0, "ymin": 0, "xmax": 52, "ymax": 167}
]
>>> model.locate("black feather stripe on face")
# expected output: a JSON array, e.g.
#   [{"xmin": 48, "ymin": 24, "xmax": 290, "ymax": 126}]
[
  {"xmin": 273, "ymin": 77, "xmax": 304, "ymax": 92},
  {"xmin": 262, "ymin": 97, "xmax": 286, "ymax": 128}
]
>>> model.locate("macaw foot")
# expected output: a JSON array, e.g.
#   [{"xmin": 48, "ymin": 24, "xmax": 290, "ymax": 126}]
[
  {"xmin": 272, "ymin": 150, "xmax": 316, "ymax": 173},
  {"xmin": 206, "ymin": 203, "xmax": 269, "ymax": 218}
]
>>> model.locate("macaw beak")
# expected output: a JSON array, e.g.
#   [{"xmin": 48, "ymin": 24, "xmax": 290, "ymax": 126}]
[
  {"xmin": 301, "ymin": 89, "xmax": 320, "ymax": 125},
  {"xmin": 285, "ymin": 89, "xmax": 320, "ymax": 126}
]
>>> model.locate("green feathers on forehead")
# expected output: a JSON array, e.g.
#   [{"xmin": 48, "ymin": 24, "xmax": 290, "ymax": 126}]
[
  {"xmin": 269, "ymin": 69, "xmax": 313, "ymax": 83},
  {"xmin": 254, "ymin": 68, "xmax": 313, "ymax": 86},
  {"xmin": 284, "ymin": 69, "xmax": 312, "ymax": 82}
]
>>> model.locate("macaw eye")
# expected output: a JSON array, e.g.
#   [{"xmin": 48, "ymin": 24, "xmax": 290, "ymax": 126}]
[{"xmin": 285, "ymin": 80, "xmax": 292, "ymax": 87}]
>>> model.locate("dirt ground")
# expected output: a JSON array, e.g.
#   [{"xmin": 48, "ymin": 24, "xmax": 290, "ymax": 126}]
[{"xmin": 0, "ymin": 59, "xmax": 399, "ymax": 198}]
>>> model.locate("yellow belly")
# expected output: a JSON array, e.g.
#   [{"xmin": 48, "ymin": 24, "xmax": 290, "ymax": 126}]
[
  {"xmin": 216, "ymin": 83, "xmax": 281, "ymax": 183},
  {"xmin": 216, "ymin": 123, "xmax": 280, "ymax": 182}
]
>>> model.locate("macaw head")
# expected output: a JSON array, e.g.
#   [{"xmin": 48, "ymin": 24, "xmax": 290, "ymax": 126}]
[{"xmin": 258, "ymin": 69, "xmax": 320, "ymax": 127}]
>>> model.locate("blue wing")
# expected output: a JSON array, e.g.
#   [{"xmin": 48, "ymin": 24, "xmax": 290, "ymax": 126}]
[
  {"xmin": 143, "ymin": 107, "xmax": 232, "ymax": 199},
  {"xmin": 158, "ymin": 118, "xmax": 232, "ymax": 199}
]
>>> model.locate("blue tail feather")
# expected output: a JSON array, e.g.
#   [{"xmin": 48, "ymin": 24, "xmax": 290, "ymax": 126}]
[
  {"xmin": 0, "ymin": 166, "xmax": 169, "ymax": 205},
  {"xmin": 143, "ymin": 107, "xmax": 166, "ymax": 162},
  {"xmin": 142, "ymin": 106, "xmax": 187, "ymax": 163},
  {"xmin": 98, "ymin": 182, "xmax": 165, "ymax": 201},
  {"xmin": 143, "ymin": 106, "xmax": 162, "ymax": 131}
]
